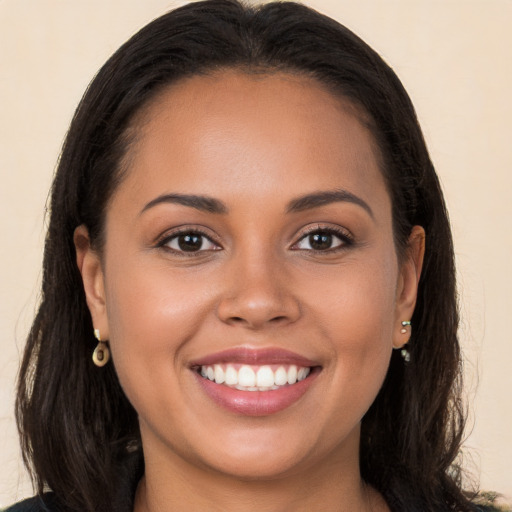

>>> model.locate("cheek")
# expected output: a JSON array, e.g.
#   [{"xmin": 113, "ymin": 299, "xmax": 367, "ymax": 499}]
[
  {"xmin": 102, "ymin": 257, "xmax": 214, "ymax": 393},
  {"xmin": 306, "ymin": 251, "xmax": 398, "ymax": 410},
  {"xmin": 307, "ymin": 250, "xmax": 398, "ymax": 342}
]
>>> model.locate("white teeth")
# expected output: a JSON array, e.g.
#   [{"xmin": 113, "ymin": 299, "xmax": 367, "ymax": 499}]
[
  {"xmin": 287, "ymin": 365, "xmax": 298, "ymax": 385},
  {"xmin": 274, "ymin": 366, "xmax": 288, "ymax": 386},
  {"xmin": 214, "ymin": 364, "xmax": 225, "ymax": 384},
  {"xmin": 238, "ymin": 365, "xmax": 256, "ymax": 387},
  {"xmin": 225, "ymin": 365, "xmax": 238, "ymax": 385},
  {"xmin": 199, "ymin": 363, "xmax": 312, "ymax": 390},
  {"xmin": 256, "ymin": 365, "xmax": 274, "ymax": 387},
  {"xmin": 297, "ymin": 367, "xmax": 308, "ymax": 381}
]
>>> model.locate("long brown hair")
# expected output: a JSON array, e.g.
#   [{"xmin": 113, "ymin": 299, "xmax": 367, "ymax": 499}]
[{"xmin": 17, "ymin": 1, "xmax": 474, "ymax": 510}]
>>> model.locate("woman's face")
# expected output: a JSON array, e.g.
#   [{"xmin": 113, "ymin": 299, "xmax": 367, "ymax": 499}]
[{"xmin": 77, "ymin": 70, "xmax": 422, "ymax": 480}]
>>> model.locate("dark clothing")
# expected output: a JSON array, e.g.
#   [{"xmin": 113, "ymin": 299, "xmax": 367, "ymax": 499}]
[
  {"xmin": 4, "ymin": 493, "xmax": 57, "ymax": 512},
  {"xmin": 4, "ymin": 452, "xmax": 143, "ymax": 512}
]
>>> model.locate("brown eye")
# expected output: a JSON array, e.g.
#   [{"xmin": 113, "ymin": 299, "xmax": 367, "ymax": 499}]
[
  {"xmin": 164, "ymin": 231, "xmax": 219, "ymax": 253},
  {"xmin": 308, "ymin": 232, "xmax": 334, "ymax": 250},
  {"xmin": 177, "ymin": 234, "xmax": 203, "ymax": 251},
  {"xmin": 294, "ymin": 229, "xmax": 349, "ymax": 251}
]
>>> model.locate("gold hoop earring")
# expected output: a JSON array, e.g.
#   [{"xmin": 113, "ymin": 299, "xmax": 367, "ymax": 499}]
[{"xmin": 92, "ymin": 328, "xmax": 110, "ymax": 367}]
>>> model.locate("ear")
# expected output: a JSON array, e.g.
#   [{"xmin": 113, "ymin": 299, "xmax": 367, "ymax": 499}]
[
  {"xmin": 393, "ymin": 225, "xmax": 425, "ymax": 349},
  {"xmin": 74, "ymin": 225, "xmax": 109, "ymax": 340}
]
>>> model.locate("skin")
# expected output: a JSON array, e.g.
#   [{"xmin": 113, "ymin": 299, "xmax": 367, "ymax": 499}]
[{"xmin": 75, "ymin": 70, "xmax": 424, "ymax": 512}]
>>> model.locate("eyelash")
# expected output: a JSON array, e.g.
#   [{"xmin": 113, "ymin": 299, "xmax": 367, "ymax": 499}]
[
  {"xmin": 291, "ymin": 225, "xmax": 354, "ymax": 253},
  {"xmin": 156, "ymin": 225, "xmax": 354, "ymax": 256},
  {"xmin": 156, "ymin": 227, "xmax": 221, "ymax": 257}
]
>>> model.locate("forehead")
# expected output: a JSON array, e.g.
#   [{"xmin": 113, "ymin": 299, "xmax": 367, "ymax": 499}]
[{"xmin": 113, "ymin": 70, "xmax": 389, "ymax": 214}]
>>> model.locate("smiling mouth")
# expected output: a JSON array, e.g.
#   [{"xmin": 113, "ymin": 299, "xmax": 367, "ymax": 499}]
[{"xmin": 197, "ymin": 363, "xmax": 313, "ymax": 391}]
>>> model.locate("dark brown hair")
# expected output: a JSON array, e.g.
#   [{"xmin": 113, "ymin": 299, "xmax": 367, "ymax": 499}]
[{"xmin": 16, "ymin": 1, "xmax": 475, "ymax": 510}]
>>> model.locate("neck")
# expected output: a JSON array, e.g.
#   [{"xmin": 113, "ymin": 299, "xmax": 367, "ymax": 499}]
[{"xmin": 133, "ymin": 430, "xmax": 388, "ymax": 512}]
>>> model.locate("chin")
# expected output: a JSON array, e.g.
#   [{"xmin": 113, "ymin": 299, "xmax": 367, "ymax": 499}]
[{"xmin": 202, "ymin": 447, "xmax": 312, "ymax": 481}]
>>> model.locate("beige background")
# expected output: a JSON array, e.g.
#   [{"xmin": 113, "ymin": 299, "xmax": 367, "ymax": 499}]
[{"xmin": 1, "ymin": 0, "xmax": 511, "ymax": 506}]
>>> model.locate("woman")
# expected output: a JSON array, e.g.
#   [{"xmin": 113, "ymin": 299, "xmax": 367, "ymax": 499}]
[{"xmin": 5, "ymin": 0, "xmax": 504, "ymax": 511}]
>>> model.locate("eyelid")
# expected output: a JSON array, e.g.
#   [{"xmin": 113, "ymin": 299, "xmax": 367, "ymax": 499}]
[
  {"xmin": 153, "ymin": 223, "xmax": 353, "ymax": 255},
  {"xmin": 155, "ymin": 226, "xmax": 222, "ymax": 254},
  {"xmin": 290, "ymin": 224, "xmax": 354, "ymax": 251}
]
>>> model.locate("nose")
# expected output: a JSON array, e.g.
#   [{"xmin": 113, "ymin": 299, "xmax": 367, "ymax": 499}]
[{"xmin": 216, "ymin": 253, "xmax": 301, "ymax": 330}]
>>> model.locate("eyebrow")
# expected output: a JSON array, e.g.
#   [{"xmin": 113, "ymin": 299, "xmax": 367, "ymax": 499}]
[
  {"xmin": 140, "ymin": 189, "xmax": 373, "ymax": 218},
  {"xmin": 286, "ymin": 189, "xmax": 374, "ymax": 218},
  {"xmin": 140, "ymin": 193, "xmax": 228, "ymax": 215}
]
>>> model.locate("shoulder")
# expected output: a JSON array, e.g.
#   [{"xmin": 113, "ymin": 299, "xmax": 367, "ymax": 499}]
[
  {"xmin": 2, "ymin": 493, "xmax": 57, "ymax": 512},
  {"xmin": 473, "ymin": 492, "xmax": 512, "ymax": 512},
  {"xmin": 477, "ymin": 508, "xmax": 511, "ymax": 512}
]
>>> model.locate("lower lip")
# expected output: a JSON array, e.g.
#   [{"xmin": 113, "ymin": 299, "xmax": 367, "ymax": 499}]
[{"xmin": 194, "ymin": 369, "xmax": 319, "ymax": 416}]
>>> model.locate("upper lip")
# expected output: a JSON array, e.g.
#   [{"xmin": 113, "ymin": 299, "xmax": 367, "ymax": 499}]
[{"xmin": 190, "ymin": 347, "xmax": 319, "ymax": 368}]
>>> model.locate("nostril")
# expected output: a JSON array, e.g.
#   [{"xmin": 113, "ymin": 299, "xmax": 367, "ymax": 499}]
[
  {"xmin": 225, "ymin": 314, "xmax": 288, "ymax": 328},
  {"xmin": 217, "ymin": 294, "xmax": 301, "ymax": 329},
  {"xmin": 270, "ymin": 315, "xmax": 288, "ymax": 323}
]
